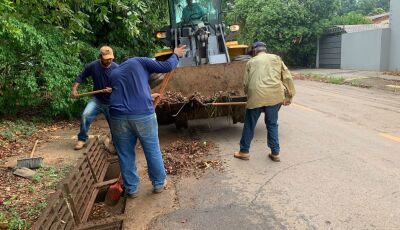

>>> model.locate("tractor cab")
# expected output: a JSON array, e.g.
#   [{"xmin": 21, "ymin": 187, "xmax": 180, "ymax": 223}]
[
  {"xmin": 157, "ymin": 0, "xmax": 230, "ymax": 67},
  {"xmin": 170, "ymin": 0, "xmax": 221, "ymax": 26}
]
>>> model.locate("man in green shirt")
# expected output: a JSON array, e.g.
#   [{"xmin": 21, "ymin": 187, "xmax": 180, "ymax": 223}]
[
  {"xmin": 181, "ymin": 0, "xmax": 206, "ymax": 24},
  {"xmin": 234, "ymin": 42, "xmax": 296, "ymax": 162}
]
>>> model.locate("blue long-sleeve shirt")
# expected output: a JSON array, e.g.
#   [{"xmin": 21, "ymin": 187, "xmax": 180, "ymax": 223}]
[
  {"xmin": 75, "ymin": 60, "xmax": 119, "ymax": 104},
  {"xmin": 109, "ymin": 54, "xmax": 179, "ymax": 116}
]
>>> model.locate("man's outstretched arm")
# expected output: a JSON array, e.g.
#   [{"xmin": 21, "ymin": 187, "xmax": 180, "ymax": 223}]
[{"xmin": 140, "ymin": 46, "xmax": 186, "ymax": 73}]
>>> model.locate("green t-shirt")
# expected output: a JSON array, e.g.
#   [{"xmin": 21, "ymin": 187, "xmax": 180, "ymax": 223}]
[{"xmin": 181, "ymin": 3, "xmax": 206, "ymax": 24}]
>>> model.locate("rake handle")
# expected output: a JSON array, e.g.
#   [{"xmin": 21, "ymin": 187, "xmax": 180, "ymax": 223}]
[
  {"xmin": 207, "ymin": 102, "xmax": 247, "ymax": 106},
  {"xmin": 30, "ymin": 140, "xmax": 39, "ymax": 158},
  {"xmin": 154, "ymin": 71, "xmax": 174, "ymax": 108},
  {"xmin": 76, "ymin": 89, "xmax": 110, "ymax": 98}
]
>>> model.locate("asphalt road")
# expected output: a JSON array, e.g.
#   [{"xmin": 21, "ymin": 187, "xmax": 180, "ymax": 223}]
[{"xmin": 147, "ymin": 80, "xmax": 400, "ymax": 230}]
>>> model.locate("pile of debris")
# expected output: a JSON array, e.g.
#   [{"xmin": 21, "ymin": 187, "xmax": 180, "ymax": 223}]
[
  {"xmin": 88, "ymin": 203, "xmax": 112, "ymax": 221},
  {"xmin": 159, "ymin": 91, "xmax": 188, "ymax": 104},
  {"xmin": 190, "ymin": 91, "xmax": 241, "ymax": 103},
  {"xmin": 159, "ymin": 90, "xmax": 241, "ymax": 105},
  {"xmin": 384, "ymin": 71, "xmax": 400, "ymax": 77},
  {"xmin": 162, "ymin": 138, "xmax": 222, "ymax": 177}
]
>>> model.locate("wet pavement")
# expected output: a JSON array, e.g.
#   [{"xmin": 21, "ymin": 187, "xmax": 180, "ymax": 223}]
[{"xmin": 140, "ymin": 80, "xmax": 400, "ymax": 230}]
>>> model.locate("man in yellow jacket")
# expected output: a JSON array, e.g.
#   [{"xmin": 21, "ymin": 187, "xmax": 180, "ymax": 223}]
[{"xmin": 234, "ymin": 42, "xmax": 295, "ymax": 162}]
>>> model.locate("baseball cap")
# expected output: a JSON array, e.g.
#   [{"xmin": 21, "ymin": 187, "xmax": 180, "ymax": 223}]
[
  {"xmin": 100, "ymin": 46, "xmax": 114, "ymax": 59},
  {"xmin": 252, "ymin": 41, "xmax": 266, "ymax": 49}
]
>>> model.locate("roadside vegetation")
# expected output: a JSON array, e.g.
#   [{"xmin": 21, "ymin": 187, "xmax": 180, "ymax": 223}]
[
  {"xmin": 0, "ymin": 119, "xmax": 78, "ymax": 229},
  {"xmin": 293, "ymin": 73, "xmax": 400, "ymax": 92},
  {"xmin": 0, "ymin": 165, "xmax": 72, "ymax": 229},
  {"xmin": 1, "ymin": 0, "xmax": 168, "ymax": 118},
  {"xmin": 294, "ymin": 73, "xmax": 347, "ymax": 85}
]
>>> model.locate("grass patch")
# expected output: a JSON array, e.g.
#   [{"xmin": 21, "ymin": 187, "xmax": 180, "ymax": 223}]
[
  {"xmin": 346, "ymin": 79, "xmax": 372, "ymax": 88},
  {"xmin": 1, "ymin": 196, "xmax": 30, "ymax": 230},
  {"xmin": 0, "ymin": 120, "xmax": 37, "ymax": 141},
  {"xmin": 0, "ymin": 165, "xmax": 73, "ymax": 228},
  {"xmin": 7, "ymin": 215, "xmax": 29, "ymax": 230},
  {"xmin": 27, "ymin": 201, "xmax": 47, "ymax": 219},
  {"xmin": 304, "ymin": 74, "xmax": 346, "ymax": 84},
  {"xmin": 33, "ymin": 166, "xmax": 71, "ymax": 189}
]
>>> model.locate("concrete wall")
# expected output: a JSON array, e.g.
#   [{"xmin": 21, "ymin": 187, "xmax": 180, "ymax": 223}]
[
  {"xmin": 381, "ymin": 29, "xmax": 391, "ymax": 70},
  {"xmin": 390, "ymin": 0, "xmax": 400, "ymax": 70},
  {"xmin": 341, "ymin": 29, "xmax": 390, "ymax": 71}
]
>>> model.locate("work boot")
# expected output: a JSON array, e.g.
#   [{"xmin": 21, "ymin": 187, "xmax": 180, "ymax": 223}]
[
  {"xmin": 74, "ymin": 140, "xmax": 86, "ymax": 150},
  {"xmin": 126, "ymin": 192, "xmax": 139, "ymax": 199},
  {"xmin": 153, "ymin": 179, "xmax": 168, "ymax": 194},
  {"xmin": 268, "ymin": 153, "xmax": 280, "ymax": 162},
  {"xmin": 233, "ymin": 151, "xmax": 250, "ymax": 160}
]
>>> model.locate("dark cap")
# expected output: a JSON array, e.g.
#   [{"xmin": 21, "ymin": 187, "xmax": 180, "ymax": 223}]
[{"xmin": 252, "ymin": 41, "xmax": 266, "ymax": 49}]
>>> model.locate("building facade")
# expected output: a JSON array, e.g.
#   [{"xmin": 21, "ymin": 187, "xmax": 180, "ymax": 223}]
[{"xmin": 317, "ymin": 0, "xmax": 399, "ymax": 71}]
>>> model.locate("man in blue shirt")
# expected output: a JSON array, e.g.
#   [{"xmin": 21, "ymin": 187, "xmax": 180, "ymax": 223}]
[
  {"xmin": 109, "ymin": 45, "xmax": 186, "ymax": 198},
  {"xmin": 71, "ymin": 46, "xmax": 118, "ymax": 150}
]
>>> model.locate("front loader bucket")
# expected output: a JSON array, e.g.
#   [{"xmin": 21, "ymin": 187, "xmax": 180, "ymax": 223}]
[
  {"xmin": 154, "ymin": 61, "xmax": 248, "ymax": 128},
  {"xmin": 166, "ymin": 61, "xmax": 247, "ymax": 95}
]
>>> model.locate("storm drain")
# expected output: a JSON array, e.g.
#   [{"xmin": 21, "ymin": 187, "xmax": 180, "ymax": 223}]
[{"xmin": 31, "ymin": 136, "xmax": 125, "ymax": 230}]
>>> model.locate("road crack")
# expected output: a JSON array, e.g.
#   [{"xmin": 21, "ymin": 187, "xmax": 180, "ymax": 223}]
[{"xmin": 250, "ymin": 156, "xmax": 337, "ymax": 206}]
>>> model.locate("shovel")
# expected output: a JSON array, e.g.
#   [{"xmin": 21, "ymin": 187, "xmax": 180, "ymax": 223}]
[
  {"xmin": 76, "ymin": 88, "xmax": 111, "ymax": 98},
  {"xmin": 205, "ymin": 102, "xmax": 247, "ymax": 106},
  {"xmin": 17, "ymin": 140, "xmax": 43, "ymax": 169},
  {"xmin": 153, "ymin": 71, "xmax": 174, "ymax": 107},
  {"xmin": 104, "ymin": 174, "xmax": 124, "ymax": 206}
]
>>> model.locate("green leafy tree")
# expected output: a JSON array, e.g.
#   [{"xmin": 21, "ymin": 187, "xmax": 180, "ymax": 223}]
[
  {"xmin": 338, "ymin": 0, "xmax": 389, "ymax": 16},
  {"xmin": 331, "ymin": 12, "xmax": 372, "ymax": 25},
  {"xmin": 356, "ymin": 0, "xmax": 390, "ymax": 15},
  {"xmin": 338, "ymin": 0, "xmax": 358, "ymax": 15},
  {"xmin": 231, "ymin": 0, "xmax": 339, "ymax": 66},
  {"xmin": 0, "ymin": 0, "xmax": 168, "ymax": 118},
  {"xmin": 370, "ymin": 7, "xmax": 386, "ymax": 15}
]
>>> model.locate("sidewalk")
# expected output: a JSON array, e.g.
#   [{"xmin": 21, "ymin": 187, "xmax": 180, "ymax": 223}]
[{"xmin": 292, "ymin": 68, "xmax": 400, "ymax": 82}]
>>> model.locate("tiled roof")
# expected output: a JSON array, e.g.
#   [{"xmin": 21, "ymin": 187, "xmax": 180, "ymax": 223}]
[
  {"xmin": 367, "ymin": 13, "xmax": 390, "ymax": 20},
  {"xmin": 326, "ymin": 24, "xmax": 389, "ymax": 34}
]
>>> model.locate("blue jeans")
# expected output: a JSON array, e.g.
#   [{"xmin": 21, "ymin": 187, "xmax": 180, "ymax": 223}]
[
  {"xmin": 78, "ymin": 98, "xmax": 110, "ymax": 142},
  {"xmin": 240, "ymin": 104, "xmax": 282, "ymax": 155},
  {"xmin": 110, "ymin": 113, "xmax": 166, "ymax": 194}
]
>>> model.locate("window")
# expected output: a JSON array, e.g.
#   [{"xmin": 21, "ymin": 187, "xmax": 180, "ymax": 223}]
[{"xmin": 170, "ymin": 0, "xmax": 220, "ymax": 25}]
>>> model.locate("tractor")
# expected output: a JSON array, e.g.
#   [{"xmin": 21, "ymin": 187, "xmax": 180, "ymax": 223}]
[{"xmin": 153, "ymin": 0, "xmax": 250, "ymax": 129}]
